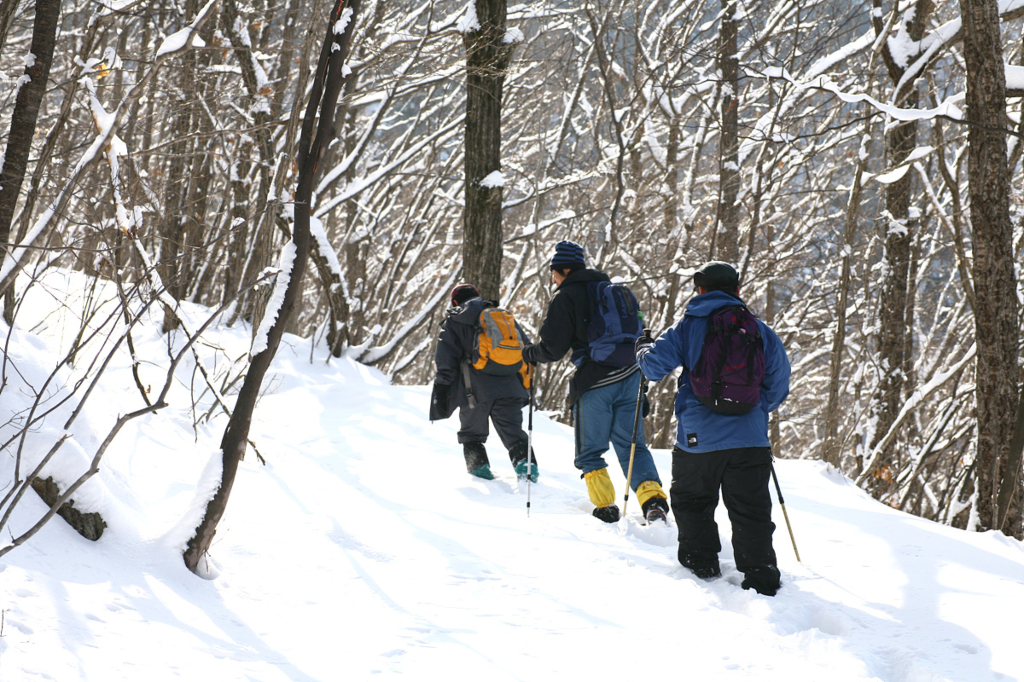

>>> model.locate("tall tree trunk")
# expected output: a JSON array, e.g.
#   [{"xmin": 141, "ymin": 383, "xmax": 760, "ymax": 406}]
[
  {"xmin": 0, "ymin": 0, "xmax": 21, "ymax": 60},
  {"xmin": 223, "ymin": 0, "xmax": 279, "ymax": 329},
  {"xmin": 158, "ymin": 0, "xmax": 202, "ymax": 332},
  {"xmin": 823, "ymin": 136, "xmax": 869, "ymax": 467},
  {"xmin": 0, "ymin": 0, "xmax": 59, "ymax": 325},
  {"xmin": 866, "ymin": 0, "xmax": 933, "ymax": 489},
  {"xmin": 714, "ymin": 0, "xmax": 739, "ymax": 262},
  {"xmin": 959, "ymin": 0, "xmax": 1021, "ymax": 536},
  {"xmin": 184, "ymin": 0, "xmax": 362, "ymax": 574},
  {"xmin": 462, "ymin": 0, "xmax": 515, "ymax": 301}
]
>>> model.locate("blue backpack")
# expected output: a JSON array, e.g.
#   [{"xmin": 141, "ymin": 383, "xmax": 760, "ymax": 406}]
[{"xmin": 572, "ymin": 281, "xmax": 642, "ymax": 368}]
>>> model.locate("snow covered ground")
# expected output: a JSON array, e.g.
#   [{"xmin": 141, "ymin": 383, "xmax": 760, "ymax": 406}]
[{"xmin": 1, "ymin": 271, "xmax": 1023, "ymax": 681}]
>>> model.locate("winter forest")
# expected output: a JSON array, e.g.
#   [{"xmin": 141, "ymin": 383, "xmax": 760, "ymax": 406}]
[{"xmin": 1, "ymin": 0, "xmax": 1024, "ymax": 571}]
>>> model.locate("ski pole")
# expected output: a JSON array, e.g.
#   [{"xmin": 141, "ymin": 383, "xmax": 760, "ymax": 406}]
[
  {"xmin": 527, "ymin": 365, "xmax": 535, "ymax": 516},
  {"xmin": 770, "ymin": 462, "xmax": 801, "ymax": 562},
  {"xmin": 622, "ymin": 371, "xmax": 647, "ymax": 517}
]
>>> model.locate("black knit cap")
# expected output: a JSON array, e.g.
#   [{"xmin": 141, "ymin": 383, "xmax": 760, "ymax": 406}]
[
  {"xmin": 550, "ymin": 240, "xmax": 586, "ymax": 271},
  {"xmin": 693, "ymin": 261, "xmax": 740, "ymax": 293},
  {"xmin": 450, "ymin": 283, "xmax": 480, "ymax": 306}
]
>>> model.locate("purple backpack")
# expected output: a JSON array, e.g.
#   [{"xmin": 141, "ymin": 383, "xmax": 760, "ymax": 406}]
[{"xmin": 690, "ymin": 304, "xmax": 765, "ymax": 414}]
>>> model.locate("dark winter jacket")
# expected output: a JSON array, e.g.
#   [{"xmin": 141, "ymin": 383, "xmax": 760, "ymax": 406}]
[
  {"xmin": 636, "ymin": 291, "xmax": 790, "ymax": 453},
  {"xmin": 431, "ymin": 296, "xmax": 529, "ymax": 420},
  {"xmin": 522, "ymin": 268, "xmax": 639, "ymax": 405}
]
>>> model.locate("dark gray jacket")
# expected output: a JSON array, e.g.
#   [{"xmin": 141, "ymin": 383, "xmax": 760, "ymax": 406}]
[{"xmin": 432, "ymin": 297, "xmax": 529, "ymax": 419}]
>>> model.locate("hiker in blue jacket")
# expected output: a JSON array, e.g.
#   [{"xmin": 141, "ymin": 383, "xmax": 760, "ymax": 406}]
[
  {"xmin": 636, "ymin": 261, "xmax": 791, "ymax": 595},
  {"xmin": 522, "ymin": 240, "xmax": 669, "ymax": 524}
]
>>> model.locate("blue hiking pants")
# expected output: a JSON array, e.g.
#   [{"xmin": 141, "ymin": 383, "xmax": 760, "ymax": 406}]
[{"xmin": 573, "ymin": 371, "xmax": 661, "ymax": 491}]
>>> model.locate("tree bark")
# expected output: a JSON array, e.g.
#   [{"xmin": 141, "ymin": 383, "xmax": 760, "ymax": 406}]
[
  {"xmin": 866, "ymin": 0, "xmax": 933, "ymax": 488},
  {"xmin": 462, "ymin": 0, "xmax": 514, "ymax": 301},
  {"xmin": 959, "ymin": 0, "xmax": 1021, "ymax": 536},
  {"xmin": 223, "ymin": 0, "xmax": 279, "ymax": 329},
  {"xmin": 714, "ymin": 0, "xmax": 739, "ymax": 262},
  {"xmin": 0, "ymin": 0, "xmax": 59, "ymax": 324},
  {"xmin": 183, "ymin": 0, "xmax": 361, "ymax": 574},
  {"xmin": 0, "ymin": 0, "xmax": 21, "ymax": 59},
  {"xmin": 158, "ymin": 0, "xmax": 204, "ymax": 332},
  {"xmin": 823, "ymin": 137, "xmax": 869, "ymax": 467}
]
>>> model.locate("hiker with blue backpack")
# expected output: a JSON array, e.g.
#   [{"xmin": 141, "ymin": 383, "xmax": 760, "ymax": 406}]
[
  {"xmin": 635, "ymin": 261, "xmax": 791, "ymax": 596},
  {"xmin": 521, "ymin": 241, "xmax": 670, "ymax": 524},
  {"xmin": 430, "ymin": 284, "xmax": 539, "ymax": 482}
]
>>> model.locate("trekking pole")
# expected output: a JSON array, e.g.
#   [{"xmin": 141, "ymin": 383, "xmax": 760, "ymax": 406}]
[
  {"xmin": 622, "ymin": 372, "xmax": 648, "ymax": 518},
  {"xmin": 770, "ymin": 462, "xmax": 801, "ymax": 563},
  {"xmin": 526, "ymin": 365, "xmax": 535, "ymax": 516}
]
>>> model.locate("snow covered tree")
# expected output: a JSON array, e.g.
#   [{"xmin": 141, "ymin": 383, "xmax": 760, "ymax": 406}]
[
  {"xmin": 184, "ymin": 0, "xmax": 362, "ymax": 574},
  {"xmin": 0, "ymin": 0, "xmax": 58, "ymax": 325},
  {"xmin": 863, "ymin": 0, "xmax": 934, "ymax": 494},
  {"xmin": 958, "ymin": 0, "xmax": 1021, "ymax": 536}
]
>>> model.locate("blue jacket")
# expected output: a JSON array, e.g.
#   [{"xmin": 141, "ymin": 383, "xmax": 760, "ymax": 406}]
[{"xmin": 636, "ymin": 291, "xmax": 790, "ymax": 453}]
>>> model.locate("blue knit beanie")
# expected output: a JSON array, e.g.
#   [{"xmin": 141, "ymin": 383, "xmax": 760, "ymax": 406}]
[{"xmin": 550, "ymin": 240, "xmax": 586, "ymax": 271}]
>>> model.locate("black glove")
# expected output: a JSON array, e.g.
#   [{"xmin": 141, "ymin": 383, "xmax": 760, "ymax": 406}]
[
  {"xmin": 430, "ymin": 383, "xmax": 453, "ymax": 421},
  {"xmin": 635, "ymin": 327, "xmax": 654, "ymax": 354},
  {"xmin": 522, "ymin": 343, "xmax": 537, "ymax": 365}
]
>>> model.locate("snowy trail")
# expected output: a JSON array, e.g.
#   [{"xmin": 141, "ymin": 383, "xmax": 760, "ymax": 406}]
[{"xmin": 2, "ymin": 308, "xmax": 1024, "ymax": 680}]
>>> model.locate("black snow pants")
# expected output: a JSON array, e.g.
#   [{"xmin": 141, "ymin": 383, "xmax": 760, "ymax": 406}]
[
  {"xmin": 670, "ymin": 445, "xmax": 779, "ymax": 582},
  {"xmin": 457, "ymin": 396, "xmax": 528, "ymax": 452}
]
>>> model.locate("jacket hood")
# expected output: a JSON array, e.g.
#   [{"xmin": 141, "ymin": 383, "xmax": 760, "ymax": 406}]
[
  {"xmin": 684, "ymin": 290, "xmax": 744, "ymax": 318},
  {"xmin": 448, "ymin": 296, "xmax": 493, "ymax": 325},
  {"xmin": 559, "ymin": 268, "xmax": 610, "ymax": 288}
]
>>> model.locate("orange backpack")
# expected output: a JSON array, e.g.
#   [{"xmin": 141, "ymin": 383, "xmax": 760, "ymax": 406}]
[{"xmin": 472, "ymin": 307, "xmax": 526, "ymax": 381}]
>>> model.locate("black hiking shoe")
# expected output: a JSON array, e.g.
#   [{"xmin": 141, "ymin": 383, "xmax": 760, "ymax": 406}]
[
  {"xmin": 641, "ymin": 496, "xmax": 670, "ymax": 525},
  {"xmin": 593, "ymin": 505, "xmax": 620, "ymax": 523},
  {"xmin": 741, "ymin": 566, "xmax": 781, "ymax": 596},
  {"xmin": 690, "ymin": 564, "xmax": 722, "ymax": 580},
  {"xmin": 679, "ymin": 548, "xmax": 721, "ymax": 579}
]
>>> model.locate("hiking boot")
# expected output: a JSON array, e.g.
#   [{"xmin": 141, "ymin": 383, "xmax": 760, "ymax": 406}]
[
  {"xmin": 469, "ymin": 464, "xmax": 494, "ymax": 480},
  {"xmin": 509, "ymin": 441, "xmax": 538, "ymax": 482},
  {"xmin": 463, "ymin": 442, "xmax": 490, "ymax": 477},
  {"xmin": 679, "ymin": 547, "xmax": 721, "ymax": 579},
  {"xmin": 641, "ymin": 496, "xmax": 670, "ymax": 525},
  {"xmin": 741, "ymin": 566, "xmax": 781, "ymax": 596},
  {"xmin": 593, "ymin": 505, "xmax": 621, "ymax": 523},
  {"xmin": 515, "ymin": 460, "xmax": 538, "ymax": 482},
  {"xmin": 689, "ymin": 564, "xmax": 722, "ymax": 580}
]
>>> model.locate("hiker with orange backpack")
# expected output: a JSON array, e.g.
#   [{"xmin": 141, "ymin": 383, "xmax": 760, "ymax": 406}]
[{"xmin": 430, "ymin": 284, "xmax": 538, "ymax": 482}]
